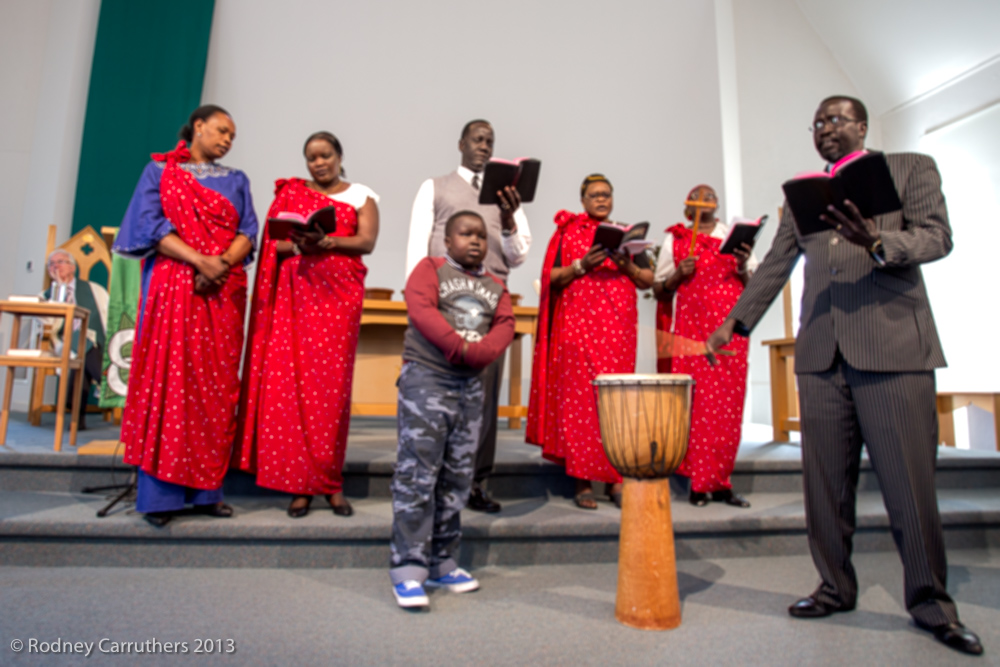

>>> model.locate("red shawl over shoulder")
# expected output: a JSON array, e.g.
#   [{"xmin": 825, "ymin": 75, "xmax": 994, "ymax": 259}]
[
  {"xmin": 122, "ymin": 142, "xmax": 248, "ymax": 489},
  {"xmin": 233, "ymin": 178, "xmax": 367, "ymax": 495},
  {"xmin": 526, "ymin": 211, "xmax": 638, "ymax": 484}
]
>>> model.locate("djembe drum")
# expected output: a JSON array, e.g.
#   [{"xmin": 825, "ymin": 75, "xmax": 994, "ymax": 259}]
[{"xmin": 593, "ymin": 373, "xmax": 694, "ymax": 630}]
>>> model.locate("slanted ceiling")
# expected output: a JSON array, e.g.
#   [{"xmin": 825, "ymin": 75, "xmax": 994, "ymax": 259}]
[{"xmin": 794, "ymin": 0, "xmax": 1000, "ymax": 115}]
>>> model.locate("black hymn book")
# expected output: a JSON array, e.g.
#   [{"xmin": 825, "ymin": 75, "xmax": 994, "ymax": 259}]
[
  {"xmin": 592, "ymin": 222, "xmax": 651, "ymax": 254},
  {"xmin": 267, "ymin": 206, "xmax": 337, "ymax": 241},
  {"xmin": 719, "ymin": 215, "xmax": 768, "ymax": 255},
  {"xmin": 781, "ymin": 151, "xmax": 902, "ymax": 236},
  {"xmin": 477, "ymin": 157, "xmax": 542, "ymax": 205}
]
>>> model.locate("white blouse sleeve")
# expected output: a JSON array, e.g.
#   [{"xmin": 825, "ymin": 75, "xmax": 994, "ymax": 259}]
[{"xmin": 653, "ymin": 234, "xmax": 676, "ymax": 283}]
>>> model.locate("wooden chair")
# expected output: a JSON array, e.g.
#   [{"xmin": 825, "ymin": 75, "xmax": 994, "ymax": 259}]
[
  {"xmin": 761, "ymin": 281, "xmax": 800, "ymax": 442},
  {"xmin": 1, "ymin": 300, "xmax": 90, "ymax": 451},
  {"xmin": 28, "ymin": 225, "xmax": 118, "ymax": 426}
]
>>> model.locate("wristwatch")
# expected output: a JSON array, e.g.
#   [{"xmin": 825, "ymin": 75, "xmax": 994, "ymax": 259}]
[
  {"xmin": 572, "ymin": 259, "xmax": 586, "ymax": 276},
  {"xmin": 868, "ymin": 236, "xmax": 886, "ymax": 266}
]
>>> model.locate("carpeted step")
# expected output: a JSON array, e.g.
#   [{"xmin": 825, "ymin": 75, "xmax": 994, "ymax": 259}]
[{"xmin": 1, "ymin": 488, "xmax": 997, "ymax": 568}]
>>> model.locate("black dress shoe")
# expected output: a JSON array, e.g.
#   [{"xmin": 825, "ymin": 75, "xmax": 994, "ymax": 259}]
[
  {"xmin": 917, "ymin": 621, "xmax": 984, "ymax": 656},
  {"xmin": 467, "ymin": 486, "xmax": 501, "ymax": 513},
  {"xmin": 144, "ymin": 512, "xmax": 173, "ymax": 528},
  {"xmin": 689, "ymin": 492, "xmax": 709, "ymax": 507},
  {"xmin": 788, "ymin": 596, "xmax": 854, "ymax": 618},
  {"xmin": 194, "ymin": 502, "xmax": 234, "ymax": 518},
  {"xmin": 288, "ymin": 495, "xmax": 312, "ymax": 519},
  {"xmin": 712, "ymin": 489, "xmax": 751, "ymax": 508}
]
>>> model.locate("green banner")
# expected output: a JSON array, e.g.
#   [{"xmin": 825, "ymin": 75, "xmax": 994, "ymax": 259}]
[
  {"xmin": 72, "ymin": 0, "xmax": 216, "ymax": 289},
  {"xmin": 99, "ymin": 245, "xmax": 141, "ymax": 409}
]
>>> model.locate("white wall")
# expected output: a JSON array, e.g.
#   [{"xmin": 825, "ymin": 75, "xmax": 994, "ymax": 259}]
[
  {"xmin": 202, "ymin": 0, "xmax": 728, "ymax": 390},
  {"xmin": 881, "ymin": 58, "xmax": 1000, "ymax": 393},
  {"xmin": 728, "ymin": 0, "xmax": 874, "ymax": 423},
  {"xmin": 0, "ymin": 1, "xmax": 50, "ymax": 318},
  {"xmin": 0, "ymin": 0, "xmax": 99, "ymax": 409}
]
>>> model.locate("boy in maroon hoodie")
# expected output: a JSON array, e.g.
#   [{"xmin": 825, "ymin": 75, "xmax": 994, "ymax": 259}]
[{"xmin": 389, "ymin": 211, "xmax": 515, "ymax": 609}]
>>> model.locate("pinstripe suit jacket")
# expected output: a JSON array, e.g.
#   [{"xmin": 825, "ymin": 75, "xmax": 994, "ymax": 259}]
[{"xmin": 729, "ymin": 152, "xmax": 951, "ymax": 373}]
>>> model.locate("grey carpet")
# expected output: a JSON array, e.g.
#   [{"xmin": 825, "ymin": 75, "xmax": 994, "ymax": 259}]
[{"xmin": 1, "ymin": 549, "xmax": 998, "ymax": 666}]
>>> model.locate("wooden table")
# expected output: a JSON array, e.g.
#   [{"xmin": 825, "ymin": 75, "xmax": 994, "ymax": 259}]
[
  {"xmin": 0, "ymin": 300, "xmax": 90, "ymax": 451},
  {"xmin": 351, "ymin": 299, "xmax": 538, "ymax": 428}
]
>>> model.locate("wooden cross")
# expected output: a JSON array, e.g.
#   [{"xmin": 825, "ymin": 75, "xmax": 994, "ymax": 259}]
[{"xmin": 684, "ymin": 187, "xmax": 718, "ymax": 257}]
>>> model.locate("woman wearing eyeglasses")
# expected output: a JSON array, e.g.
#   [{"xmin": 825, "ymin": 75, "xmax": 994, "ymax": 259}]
[
  {"xmin": 527, "ymin": 174, "xmax": 653, "ymax": 509},
  {"xmin": 652, "ymin": 184, "xmax": 758, "ymax": 508}
]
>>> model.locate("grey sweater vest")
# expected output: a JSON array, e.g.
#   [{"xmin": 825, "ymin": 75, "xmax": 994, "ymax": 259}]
[{"xmin": 429, "ymin": 172, "xmax": 509, "ymax": 282}]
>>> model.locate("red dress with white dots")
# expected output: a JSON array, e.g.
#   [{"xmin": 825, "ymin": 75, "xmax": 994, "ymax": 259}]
[
  {"xmin": 662, "ymin": 224, "xmax": 749, "ymax": 494},
  {"xmin": 527, "ymin": 211, "xmax": 638, "ymax": 485},
  {"xmin": 233, "ymin": 178, "xmax": 367, "ymax": 495},
  {"xmin": 121, "ymin": 145, "xmax": 248, "ymax": 490}
]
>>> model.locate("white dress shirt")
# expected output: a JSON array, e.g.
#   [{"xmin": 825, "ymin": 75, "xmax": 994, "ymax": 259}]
[{"xmin": 405, "ymin": 165, "xmax": 531, "ymax": 280}]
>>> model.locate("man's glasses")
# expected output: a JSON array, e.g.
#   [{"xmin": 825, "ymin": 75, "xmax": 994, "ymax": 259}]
[{"xmin": 810, "ymin": 115, "xmax": 861, "ymax": 133}]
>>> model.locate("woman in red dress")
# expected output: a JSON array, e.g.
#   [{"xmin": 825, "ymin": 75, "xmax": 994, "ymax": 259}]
[
  {"xmin": 653, "ymin": 184, "xmax": 757, "ymax": 507},
  {"xmin": 114, "ymin": 105, "xmax": 258, "ymax": 527},
  {"xmin": 234, "ymin": 132, "xmax": 379, "ymax": 518},
  {"xmin": 527, "ymin": 175, "xmax": 653, "ymax": 509}
]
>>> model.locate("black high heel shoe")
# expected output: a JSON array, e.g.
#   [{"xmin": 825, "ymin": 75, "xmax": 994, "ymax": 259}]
[
  {"xmin": 194, "ymin": 502, "xmax": 234, "ymax": 517},
  {"xmin": 144, "ymin": 511, "xmax": 173, "ymax": 527},
  {"xmin": 712, "ymin": 489, "xmax": 751, "ymax": 508},
  {"xmin": 287, "ymin": 495, "xmax": 312, "ymax": 519},
  {"xmin": 689, "ymin": 492, "xmax": 710, "ymax": 507},
  {"xmin": 326, "ymin": 494, "xmax": 353, "ymax": 517}
]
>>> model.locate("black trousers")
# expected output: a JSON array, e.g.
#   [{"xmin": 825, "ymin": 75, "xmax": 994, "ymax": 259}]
[
  {"xmin": 473, "ymin": 350, "xmax": 505, "ymax": 484},
  {"xmin": 66, "ymin": 345, "xmax": 103, "ymax": 419},
  {"xmin": 797, "ymin": 355, "xmax": 957, "ymax": 627}
]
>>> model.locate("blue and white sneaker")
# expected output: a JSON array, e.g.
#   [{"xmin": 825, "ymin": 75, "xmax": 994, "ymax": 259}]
[
  {"xmin": 424, "ymin": 568, "xmax": 480, "ymax": 593},
  {"xmin": 393, "ymin": 580, "xmax": 429, "ymax": 608}
]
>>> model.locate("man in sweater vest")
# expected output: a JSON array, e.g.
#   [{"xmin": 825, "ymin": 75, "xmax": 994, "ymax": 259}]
[{"xmin": 405, "ymin": 119, "xmax": 532, "ymax": 512}]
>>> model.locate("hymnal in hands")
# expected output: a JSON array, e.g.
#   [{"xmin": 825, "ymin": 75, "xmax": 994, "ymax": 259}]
[
  {"xmin": 782, "ymin": 151, "xmax": 902, "ymax": 236},
  {"xmin": 477, "ymin": 158, "xmax": 542, "ymax": 205},
  {"xmin": 593, "ymin": 222, "xmax": 652, "ymax": 255},
  {"xmin": 719, "ymin": 215, "xmax": 768, "ymax": 255},
  {"xmin": 267, "ymin": 206, "xmax": 337, "ymax": 241}
]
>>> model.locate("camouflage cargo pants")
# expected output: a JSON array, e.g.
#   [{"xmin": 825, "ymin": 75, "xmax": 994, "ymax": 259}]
[{"xmin": 389, "ymin": 361, "xmax": 485, "ymax": 584}]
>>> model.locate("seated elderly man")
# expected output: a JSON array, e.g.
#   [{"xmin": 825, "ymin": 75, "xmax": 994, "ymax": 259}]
[{"xmin": 40, "ymin": 249, "xmax": 108, "ymax": 429}]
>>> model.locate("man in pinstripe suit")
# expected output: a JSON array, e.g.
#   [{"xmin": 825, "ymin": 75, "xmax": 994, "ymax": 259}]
[{"xmin": 706, "ymin": 96, "xmax": 982, "ymax": 655}]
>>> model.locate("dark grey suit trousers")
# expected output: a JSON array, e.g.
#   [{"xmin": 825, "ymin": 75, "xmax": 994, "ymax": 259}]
[
  {"xmin": 798, "ymin": 354, "xmax": 957, "ymax": 627},
  {"xmin": 474, "ymin": 350, "xmax": 505, "ymax": 483}
]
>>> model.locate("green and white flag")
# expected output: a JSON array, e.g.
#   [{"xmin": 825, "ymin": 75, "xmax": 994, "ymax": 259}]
[{"xmin": 99, "ymin": 247, "xmax": 141, "ymax": 409}]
